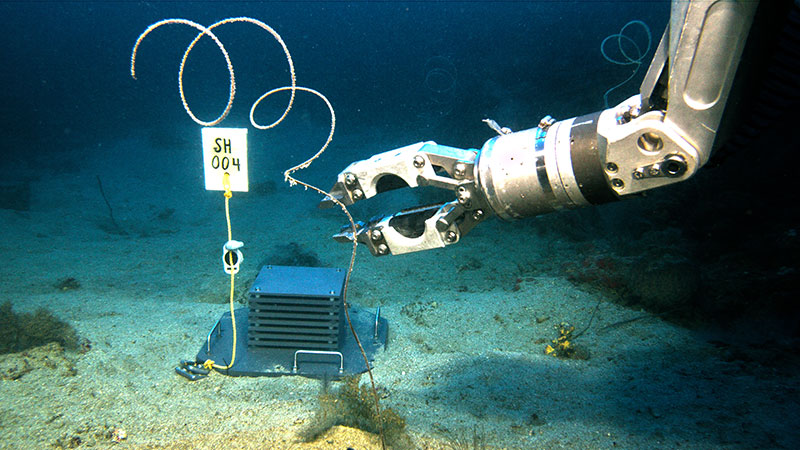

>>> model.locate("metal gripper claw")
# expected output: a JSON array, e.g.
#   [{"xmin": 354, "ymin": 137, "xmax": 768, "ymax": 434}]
[{"xmin": 321, "ymin": 141, "xmax": 490, "ymax": 256}]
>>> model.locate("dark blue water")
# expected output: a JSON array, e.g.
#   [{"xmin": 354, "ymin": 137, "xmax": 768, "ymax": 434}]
[{"xmin": 1, "ymin": 1, "xmax": 668, "ymax": 163}]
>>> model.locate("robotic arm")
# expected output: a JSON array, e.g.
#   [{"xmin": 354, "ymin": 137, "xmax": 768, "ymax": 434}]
[{"xmin": 321, "ymin": 0, "xmax": 759, "ymax": 256}]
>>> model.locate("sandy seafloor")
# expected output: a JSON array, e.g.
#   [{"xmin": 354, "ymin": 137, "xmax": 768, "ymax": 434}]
[{"xmin": 1, "ymin": 131, "xmax": 799, "ymax": 450}]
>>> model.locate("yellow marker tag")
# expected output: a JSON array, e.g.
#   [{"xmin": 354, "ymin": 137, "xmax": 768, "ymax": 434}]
[{"xmin": 201, "ymin": 127, "xmax": 249, "ymax": 192}]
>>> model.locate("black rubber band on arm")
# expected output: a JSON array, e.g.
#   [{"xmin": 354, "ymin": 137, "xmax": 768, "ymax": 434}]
[{"xmin": 569, "ymin": 112, "xmax": 618, "ymax": 205}]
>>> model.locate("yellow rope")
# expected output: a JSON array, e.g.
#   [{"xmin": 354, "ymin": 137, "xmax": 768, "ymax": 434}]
[{"xmin": 204, "ymin": 173, "xmax": 237, "ymax": 371}]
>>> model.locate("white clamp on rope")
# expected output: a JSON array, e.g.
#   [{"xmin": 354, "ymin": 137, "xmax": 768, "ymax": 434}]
[{"xmin": 222, "ymin": 240, "xmax": 244, "ymax": 274}]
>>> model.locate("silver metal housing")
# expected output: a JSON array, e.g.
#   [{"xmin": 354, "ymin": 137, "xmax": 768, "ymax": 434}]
[{"xmin": 476, "ymin": 121, "xmax": 591, "ymax": 220}]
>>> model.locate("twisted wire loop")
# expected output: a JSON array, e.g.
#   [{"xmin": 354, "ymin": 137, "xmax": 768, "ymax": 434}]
[
  {"xmin": 183, "ymin": 17, "xmax": 296, "ymax": 130},
  {"xmin": 600, "ymin": 19, "xmax": 652, "ymax": 108},
  {"xmin": 131, "ymin": 18, "xmax": 236, "ymax": 126},
  {"xmin": 130, "ymin": 17, "xmax": 296, "ymax": 128},
  {"xmin": 423, "ymin": 55, "xmax": 457, "ymax": 97}
]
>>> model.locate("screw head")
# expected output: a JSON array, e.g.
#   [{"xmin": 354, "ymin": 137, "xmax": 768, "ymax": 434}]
[
  {"xmin": 472, "ymin": 209, "xmax": 484, "ymax": 221},
  {"xmin": 633, "ymin": 169, "xmax": 645, "ymax": 180},
  {"xmin": 637, "ymin": 132, "xmax": 663, "ymax": 152},
  {"xmin": 370, "ymin": 229, "xmax": 383, "ymax": 242},
  {"xmin": 456, "ymin": 187, "xmax": 471, "ymax": 206},
  {"xmin": 611, "ymin": 178, "xmax": 624, "ymax": 188},
  {"xmin": 453, "ymin": 162, "xmax": 467, "ymax": 179},
  {"xmin": 376, "ymin": 244, "xmax": 389, "ymax": 255},
  {"xmin": 351, "ymin": 189, "xmax": 364, "ymax": 200},
  {"xmin": 444, "ymin": 230, "xmax": 458, "ymax": 243},
  {"xmin": 343, "ymin": 172, "xmax": 357, "ymax": 187},
  {"xmin": 606, "ymin": 162, "xmax": 618, "ymax": 173},
  {"xmin": 649, "ymin": 166, "xmax": 661, "ymax": 177},
  {"xmin": 413, "ymin": 155, "xmax": 425, "ymax": 168}
]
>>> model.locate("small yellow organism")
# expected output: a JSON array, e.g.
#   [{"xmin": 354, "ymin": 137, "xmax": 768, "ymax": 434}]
[
  {"xmin": 544, "ymin": 322, "xmax": 576, "ymax": 358},
  {"xmin": 111, "ymin": 428, "xmax": 127, "ymax": 443}
]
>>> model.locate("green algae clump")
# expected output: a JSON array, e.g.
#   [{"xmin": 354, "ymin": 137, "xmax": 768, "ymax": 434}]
[
  {"xmin": 302, "ymin": 375, "xmax": 412, "ymax": 449},
  {"xmin": 0, "ymin": 301, "xmax": 79, "ymax": 354}
]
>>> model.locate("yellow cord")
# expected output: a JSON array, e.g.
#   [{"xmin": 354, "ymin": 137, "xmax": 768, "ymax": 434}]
[{"xmin": 204, "ymin": 172, "xmax": 237, "ymax": 371}]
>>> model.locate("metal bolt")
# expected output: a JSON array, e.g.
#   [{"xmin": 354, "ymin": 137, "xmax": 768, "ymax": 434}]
[
  {"xmin": 662, "ymin": 154, "xmax": 687, "ymax": 177},
  {"xmin": 453, "ymin": 162, "xmax": 467, "ymax": 179},
  {"xmin": 611, "ymin": 178, "xmax": 624, "ymax": 188},
  {"xmin": 376, "ymin": 244, "xmax": 389, "ymax": 255},
  {"xmin": 456, "ymin": 186, "xmax": 471, "ymax": 206},
  {"xmin": 413, "ymin": 155, "xmax": 426, "ymax": 168},
  {"xmin": 637, "ymin": 132, "xmax": 663, "ymax": 152},
  {"xmin": 472, "ymin": 209, "xmax": 484, "ymax": 221},
  {"xmin": 620, "ymin": 103, "xmax": 642, "ymax": 123},
  {"xmin": 444, "ymin": 230, "xmax": 458, "ymax": 243},
  {"xmin": 344, "ymin": 172, "xmax": 357, "ymax": 187},
  {"xmin": 649, "ymin": 166, "xmax": 661, "ymax": 177},
  {"xmin": 370, "ymin": 229, "xmax": 383, "ymax": 242},
  {"xmin": 633, "ymin": 169, "xmax": 645, "ymax": 180},
  {"xmin": 606, "ymin": 162, "xmax": 618, "ymax": 173},
  {"xmin": 351, "ymin": 189, "xmax": 364, "ymax": 200}
]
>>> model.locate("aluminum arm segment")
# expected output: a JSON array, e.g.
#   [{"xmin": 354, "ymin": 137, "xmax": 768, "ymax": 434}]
[{"xmin": 321, "ymin": 0, "xmax": 758, "ymax": 256}]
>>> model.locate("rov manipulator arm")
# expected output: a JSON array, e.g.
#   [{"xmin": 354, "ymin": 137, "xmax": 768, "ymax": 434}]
[{"xmin": 321, "ymin": 1, "xmax": 758, "ymax": 256}]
